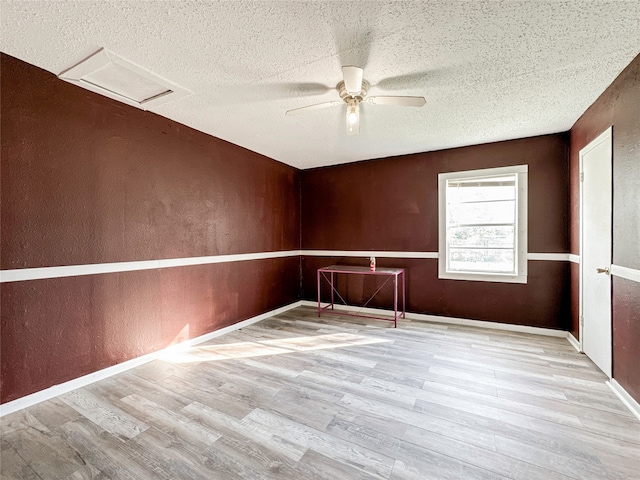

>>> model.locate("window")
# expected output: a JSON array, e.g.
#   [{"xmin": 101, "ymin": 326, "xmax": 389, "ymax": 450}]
[{"xmin": 438, "ymin": 165, "xmax": 528, "ymax": 283}]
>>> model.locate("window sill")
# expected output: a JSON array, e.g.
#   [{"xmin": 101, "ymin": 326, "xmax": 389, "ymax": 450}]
[{"xmin": 438, "ymin": 271, "xmax": 527, "ymax": 284}]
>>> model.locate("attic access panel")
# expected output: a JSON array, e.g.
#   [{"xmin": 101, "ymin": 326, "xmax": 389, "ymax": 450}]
[{"xmin": 58, "ymin": 48, "xmax": 189, "ymax": 109}]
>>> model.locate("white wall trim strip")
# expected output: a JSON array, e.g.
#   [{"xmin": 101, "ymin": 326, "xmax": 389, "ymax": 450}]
[
  {"xmin": 569, "ymin": 254, "xmax": 580, "ymax": 264},
  {"xmin": 303, "ymin": 250, "xmax": 439, "ymax": 259},
  {"xmin": 526, "ymin": 253, "xmax": 571, "ymax": 261},
  {"xmin": 0, "ymin": 301, "xmax": 304, "ymax": 417},
  {"xmin": 1, "ymin": 249, "xmax": 581, "ymax": 284},
  {"xmin": 607, "ymin": 379, "xmax": 640, "ymax": 422},
  {"xmin": 611, "ymin": 264, "xmax": 640, "ymax": 283},
  {"xmin": 305, "ymin": 251, "xmax": 573, "ymax": 261},
  {"xmin": 299, "ymin": 300, "xmax": 567, "ymax": 338},
  {"xmin": 0, "ymin": 250, "xmax": 301, "ymax": 283},
  {"xmin": 566, "ymin": 332, "xmax": 581, "ymax": 353}
]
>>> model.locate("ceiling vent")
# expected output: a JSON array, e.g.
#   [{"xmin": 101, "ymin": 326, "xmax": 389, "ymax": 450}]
[{"xmin": 58, "ymin": 48, "xmax": 190, "ymax": 110}]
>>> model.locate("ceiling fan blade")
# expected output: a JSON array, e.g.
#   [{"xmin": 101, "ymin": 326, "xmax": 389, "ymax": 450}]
[
  {"xmin": 366, "ymin": 96, "xmax": 426, "ymax": 107},
  {"xmin": 346, "ymin": 101, "xmax": 360, "ymax": 136},
  {"xmin": 342, "ymin": 66, "xmax": 364, "ymax": 95},
  {"xmin": 285, "ymin": 101, "xmax": 343, "ymax": 116}
]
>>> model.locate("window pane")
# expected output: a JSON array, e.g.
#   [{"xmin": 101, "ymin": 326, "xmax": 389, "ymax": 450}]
[
  {"xmin": 449, "ymin": 182, "xmax": 515, "ymax": 204},
  {"xmin": 450, "ymin": 199, "xmax": 515, "ymax": 225},
  {"xmin": 439, "ymin": 166, "xmax": 526, "ymax": 282},
  {"xmin": 449, "ymin": 248, "xmax": 515, "ymax": 273},
  {"xmin": 448, "ymin": 225, "xmax": 514, "ymax": 248}
]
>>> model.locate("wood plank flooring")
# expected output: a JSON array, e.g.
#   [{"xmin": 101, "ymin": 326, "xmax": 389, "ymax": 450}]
[{"xmin": 2, "ymin": 306, "xmax": 639, "ymax": 479}]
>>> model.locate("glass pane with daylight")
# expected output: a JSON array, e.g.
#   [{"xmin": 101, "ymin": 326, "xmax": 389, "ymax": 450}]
[
  {"xmin": 452, "ymin": 199, "xmax": 516, "ymax": 225},
  {"xmin": 448, "ymin": 248, "xmax": 515, "ymax": 273},
  {"xmin": 448, "ymin": 225, "xmax": 515, "ymax": 248},
  {"xmin": 448, "ymin": 176, "xmax": 515, "ymax": 203}
]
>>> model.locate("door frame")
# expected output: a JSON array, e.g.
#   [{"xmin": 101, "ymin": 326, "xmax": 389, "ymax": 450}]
[{"xmin": 578, "ymin": 126, "xmax": 612, "ymax": 376}]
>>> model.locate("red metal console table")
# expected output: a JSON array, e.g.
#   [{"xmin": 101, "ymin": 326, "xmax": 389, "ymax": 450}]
[{"xmin": 317, "ymin": 265, "xmax": 406, "ymax": 328}]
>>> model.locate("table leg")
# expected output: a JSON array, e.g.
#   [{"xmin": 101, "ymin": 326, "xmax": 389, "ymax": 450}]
[
  {"xmin": 402, "ymin": 270, "xmax": 406, "ymax": 319},
  {"xmin": 317, "ymin": 269, "xmax": 321, "ymax": 317},
  {"xmin": 394, "ymin": 274, "xmax": 398, "ymax": 328},
  {"xmin": 331, "ymin": 272, "xmax": 334, "ymax": 310}
]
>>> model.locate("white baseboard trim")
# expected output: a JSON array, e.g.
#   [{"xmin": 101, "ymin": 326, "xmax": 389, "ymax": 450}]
[
  {"xmin": 0, "ymin": 301, "xmax": 303, "ymax": 418},
  {"xmin": 566, "ymin": 332, "xmax": 581, "ymax": 352},
  {"xmin": 607, "ymin": 378, "xmax": 640, "ymax": 422},
  {"xmin": 300, "ymin": 301, "xmax": 567, "ymax": 338}
]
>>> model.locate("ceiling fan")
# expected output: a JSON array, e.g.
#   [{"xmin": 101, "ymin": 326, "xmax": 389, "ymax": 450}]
[{"xmin": 285, "ymin": 66, "xmax": 426, "ymax": 136}]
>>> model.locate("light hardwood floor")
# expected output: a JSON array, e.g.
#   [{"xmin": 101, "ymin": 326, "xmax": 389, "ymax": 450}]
[{"xmin": 2, "ymin": 306, "xmax": 639, "ymax": 479}]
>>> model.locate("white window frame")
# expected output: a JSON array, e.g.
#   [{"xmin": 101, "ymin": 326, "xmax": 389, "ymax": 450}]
[{"xmin": 438, "ymin": 165, "xmax": 528, "ymax": 284}]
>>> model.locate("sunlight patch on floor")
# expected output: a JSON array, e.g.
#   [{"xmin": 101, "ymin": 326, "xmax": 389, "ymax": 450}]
[{"xmin": 161, "ymin": 332, "xmax": 390, "ymax": 363}]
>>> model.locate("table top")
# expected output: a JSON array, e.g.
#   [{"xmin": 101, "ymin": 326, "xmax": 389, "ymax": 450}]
[{"xmin": 318, "ymin": 265, "xmax": 404, "ymax": 275}]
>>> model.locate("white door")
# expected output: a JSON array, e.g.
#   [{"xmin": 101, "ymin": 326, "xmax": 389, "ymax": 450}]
[{"xmin": 580, "ymin": 127, "xmax": 612, "ymax": 378}]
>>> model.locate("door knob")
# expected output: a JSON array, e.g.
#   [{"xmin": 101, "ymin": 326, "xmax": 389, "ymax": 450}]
[{"xmin": 596, "ymin": 267, "xmax": 610, "ymax": 275}]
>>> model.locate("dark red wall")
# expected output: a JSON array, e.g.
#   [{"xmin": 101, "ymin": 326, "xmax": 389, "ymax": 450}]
[
  {"xmin": 301, "ymin": 134, "xmax": 571, "ymax": 329},
  {"xmin": 0, "ymin": 258, "xmax": 299, "ymax": 402},
  {"xmin": 569, "ymin": 53, "xmax": 640, "ymax": 402},
  {"xmin": 1, "ymin": 54, "xmax": 301, "ymax": 403},
  {"xmin": 5, "ymin": 48, "xmax": 637, "ymax": 407},
  {"xmin": 1, "ymin": 55, "xmax": 299, "ymax": 268}
]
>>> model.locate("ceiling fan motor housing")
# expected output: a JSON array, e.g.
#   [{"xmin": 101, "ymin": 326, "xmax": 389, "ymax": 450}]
[{"xmin": 337, "ymin": 80, "xmax": 370, "ymax": 104}]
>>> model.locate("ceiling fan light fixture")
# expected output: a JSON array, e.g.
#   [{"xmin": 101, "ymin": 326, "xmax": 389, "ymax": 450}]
[
  {"xmin": 348, "ymin": 103, "xmax": 359, "ymax": 125},
  {"xmin": 346, "ymin": 100, "xmax": 360, "ymax": 136}
]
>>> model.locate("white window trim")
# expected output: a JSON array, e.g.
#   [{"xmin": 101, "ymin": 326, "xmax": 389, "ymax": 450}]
[{"xmin": 438, "ymin": 165, "xmax": 528, "ymax": 284}]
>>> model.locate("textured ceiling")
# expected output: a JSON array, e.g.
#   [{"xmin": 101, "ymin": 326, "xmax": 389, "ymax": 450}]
[{"xmin": 1, "ymin": 1, "xmax": 639, "ymax": 169}]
